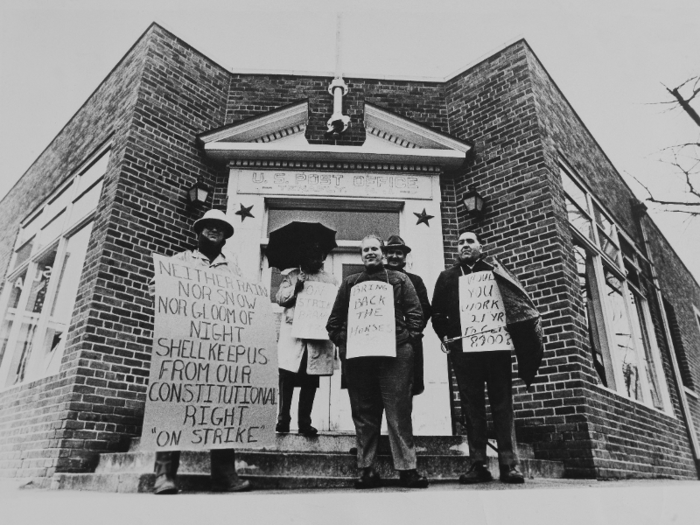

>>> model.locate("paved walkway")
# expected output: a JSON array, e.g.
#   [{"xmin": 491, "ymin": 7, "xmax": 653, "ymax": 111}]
[{"xmin": 2, "ymin": 478, "xmax": 699, "ymax": 525}]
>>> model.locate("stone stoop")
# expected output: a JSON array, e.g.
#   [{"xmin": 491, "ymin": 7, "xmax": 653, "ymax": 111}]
[{"xmin": 51, "ymin": 434, "xmax": 564, "ymax": 492}]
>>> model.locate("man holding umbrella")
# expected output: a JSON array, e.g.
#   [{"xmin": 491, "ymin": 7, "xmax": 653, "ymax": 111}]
[{"xmin": 266, "ymin": 222, "xmax": 338, "ymax": 437}]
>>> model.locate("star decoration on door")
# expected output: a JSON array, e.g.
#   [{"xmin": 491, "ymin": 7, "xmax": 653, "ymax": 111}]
[
  {"xmin": 235, "ymin": 203, "xmax": 255, "ymax": 221},
  {"xmin": 414, "ymin": 208, "xmax": 434, "ymax": 227}
]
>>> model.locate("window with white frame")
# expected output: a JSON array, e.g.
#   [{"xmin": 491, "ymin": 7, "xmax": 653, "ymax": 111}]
[
  {"xmin": 561, "ymin": 163, "xmax": 672, "ymax": 412},
  {"xmin": 0, "ymin": 147, "xmax": 109, "ymax": 388}
]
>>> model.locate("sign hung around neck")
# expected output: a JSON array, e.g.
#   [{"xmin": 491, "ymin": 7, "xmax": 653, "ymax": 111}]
[
  {"xmin": 458, "ymin": 271, "xmax": 514, "ymax": 353},
  {"xmin": 142, "ymin": 254, "xmax": 278, "ymax": 451}
]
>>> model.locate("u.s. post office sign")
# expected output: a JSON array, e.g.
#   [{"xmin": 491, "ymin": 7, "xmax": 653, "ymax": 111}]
[{"xmin": 236, "ymin": 170, "xmax": 433, "ymax": 200}]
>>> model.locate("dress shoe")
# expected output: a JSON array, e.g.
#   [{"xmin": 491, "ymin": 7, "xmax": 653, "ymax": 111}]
[
  {"xmin": 499, "ymin": 465, "xmax": 525, "ymax": 484},
  {"xmin": 153, "ymin": 475, "xmax": 178, "ymax": 495},
  {"xmin": 399, "ymin": 469, "xmax": 429, "ymax": 489},
  {"xmin": 212, "ymin": 478, "xmax": 252, "ymax": 492},
  {"xmin": 298, "ymin": 425, "xmax": 318, "ymax": 437},
  {"xmin": 354, "ymin": 467, "xmax": 382, "ymax": 489},
  {"xmin": 459, "ymin": 462, "xmax": 493, "ymax": 484},
  {"xmin": 275, "ymin": 422, "xmax": 290, "ymax": 433}
]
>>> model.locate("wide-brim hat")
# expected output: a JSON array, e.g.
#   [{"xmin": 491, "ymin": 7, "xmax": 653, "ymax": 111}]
[
  {"xmin": 383, "ymin": 235, "xmax": 412, "ymax": 254},
  {"xmin": 193, "ymin": 209, "xmax": 235, "ymax": 239}
]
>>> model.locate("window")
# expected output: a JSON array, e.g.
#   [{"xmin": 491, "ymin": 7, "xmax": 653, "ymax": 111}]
[
  {"xmin": 664, "ymin": 300, "xmax": 695, "ymax": 391},
  {"xmin": 267, "ymin": 208, "xmax": 400, "ymax": 240},
  {"xmin": 0, "ymin": 147, "xmax": 108, "ymax": 388},
  {"xmin": 572, "ymin": 240, "xmax": 607, "ymax": 386},
  {"xmin": 561, "ymin": 163, "xmax": 671, "ymax": 412}
]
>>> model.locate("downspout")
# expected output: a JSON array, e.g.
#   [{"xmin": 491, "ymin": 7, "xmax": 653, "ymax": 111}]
[{"xmin": 633, "ymin": 200, "xmax": 700, "ymax": 478}]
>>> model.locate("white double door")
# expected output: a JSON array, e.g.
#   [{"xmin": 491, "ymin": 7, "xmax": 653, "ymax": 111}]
[{"xmin": 287, "ymin": 251, "xmax": 363, "ymax": 433}]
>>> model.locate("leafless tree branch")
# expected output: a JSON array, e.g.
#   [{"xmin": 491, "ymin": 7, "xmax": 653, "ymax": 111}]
[
  {"xmin": 635, "ymin": 76, "xmax": 700, "ymax": 216},
  {"xmin": 663, "ymin": 76, "xmax": 700, "ymax": 127}
]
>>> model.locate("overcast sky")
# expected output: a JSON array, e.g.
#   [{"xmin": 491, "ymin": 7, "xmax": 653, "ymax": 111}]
[{"xmin": 1, "ymin": 0, "xmax": 698, "ymax": 280}]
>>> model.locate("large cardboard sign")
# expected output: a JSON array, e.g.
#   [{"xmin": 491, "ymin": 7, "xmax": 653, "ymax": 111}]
[
  {"xmin": 346, "ymin": 281, "xmax": 396, "ymax": 359},
  {"xmin": 458, "ymin": 271, "xmax": 514, "ymax": 353},
  {"xmin": 291, "ymin": 281, "xmax": 337, "ymax": 340},
  {"xmin": 142, "ymin": 254, "xmax": 278, "ymax": 451}
]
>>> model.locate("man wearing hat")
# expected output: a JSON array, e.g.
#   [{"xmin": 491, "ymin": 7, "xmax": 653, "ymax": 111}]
[
  {"xmin": 384, "ymin": 235, "xmax": 431, "ymax": 396},
  {"xmin": 152, "ymin": 209, "xmax": 250, "ymax": 495}
]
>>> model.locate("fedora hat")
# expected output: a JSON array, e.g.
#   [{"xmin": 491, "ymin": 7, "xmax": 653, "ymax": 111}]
[
  {"xmin": 193, "ymin": 209, "xmax": 235, "ymax": 239},
  {"xmin": 383, "ymin": 235, "xmax": 412, "ymax": 254}
]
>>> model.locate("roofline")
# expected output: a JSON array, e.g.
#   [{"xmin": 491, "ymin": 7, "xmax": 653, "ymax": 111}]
[
  {"xmin": 517, "ymin": 43, "xmax": 700, "ymax": 287},
  {"xmin": 220, "ymin": 36, "xmax": 528, "ymax": 84},
  {"xmin": 0, "ymin": 22, "xmax": 231, "ymax": 208}
]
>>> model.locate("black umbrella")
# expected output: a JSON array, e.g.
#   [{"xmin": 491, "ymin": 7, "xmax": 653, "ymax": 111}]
[{"xmin": 265, "ymin": 221, "xmax": 338, "ymax": 270}]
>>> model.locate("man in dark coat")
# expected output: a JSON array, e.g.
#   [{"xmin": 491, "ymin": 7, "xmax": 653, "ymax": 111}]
[
  {"xmin": 431, "ymin": 231, "xmax": 543, "ymax": 484},
  {"xmin": 327, "ymin": 234, "xmax": 429, "ymax": 489},
  {"xmin": 384, "ymin": 235, "xmax": 431, "ymax": 396}
]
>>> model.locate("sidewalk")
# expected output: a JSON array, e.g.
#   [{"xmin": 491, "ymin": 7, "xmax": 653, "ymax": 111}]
[{"xmin": 2, "ymin": 478, "xmax": 699, "ymax": 525}]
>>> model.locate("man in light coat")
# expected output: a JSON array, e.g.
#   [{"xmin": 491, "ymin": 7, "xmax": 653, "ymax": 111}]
[
  {"xmin": 431, "ymin": 231, "xmax": 543, "ymax": 485},
  {"xmin": 152, "ymin": 209, "xmax": 250, "ymax": 495},
  {"xmin": 275, "ymin": 241, "xmax": 337, "ymax": 436}
]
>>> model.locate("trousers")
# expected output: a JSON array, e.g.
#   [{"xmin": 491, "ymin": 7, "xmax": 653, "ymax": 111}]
[
  {"xmin": 277, "ymin": 350, "xmax": 318, "ymax": 428},
  {"xmin": 345, "ymin": 342, "xmax": 417, "ymax": 471},
  {"xmin": 450, "ymin": 351, "xmax": 517, "ymax": 467}
]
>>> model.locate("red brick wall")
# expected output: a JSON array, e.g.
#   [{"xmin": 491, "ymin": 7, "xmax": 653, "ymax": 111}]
[
  {"xmin": 50, "ymin": 25, "xmax": 233, "ymax": 475},
  {"xmin": 0, "ymin": 25, "xmax": 152, "ymax": 480},
  {"xmin": 645, "ymin": 219, "xmax": 700, "ymax": 445},
  {"xmin": 226, "ymin": 76, "xmax": 449, "ymax": 147},
  {"xmin": 526, "ymin": 42, "xmax": 697, "ymax": 477}
]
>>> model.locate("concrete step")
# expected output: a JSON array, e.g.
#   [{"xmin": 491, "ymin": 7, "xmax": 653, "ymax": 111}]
[
  {"xmin": 127, "ymin": 434, "xmax": 535, "ymax": 458},
  {"xmin": 52, "ymin": 434, "xmax": 555, "ymax": 493},
  {"xmin": 53, "ymin": 455, "xmax": 563, "ymax": 493}
]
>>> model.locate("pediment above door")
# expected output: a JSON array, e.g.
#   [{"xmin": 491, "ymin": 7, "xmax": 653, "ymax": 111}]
[{"xmin": 198, "ymin": 101, "xmax": 471, "ymax": 169}]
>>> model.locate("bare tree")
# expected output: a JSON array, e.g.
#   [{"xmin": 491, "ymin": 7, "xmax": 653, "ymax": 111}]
[{"xmin": 635, "ymin": 76, "xmax": 700, "ymax": 215}]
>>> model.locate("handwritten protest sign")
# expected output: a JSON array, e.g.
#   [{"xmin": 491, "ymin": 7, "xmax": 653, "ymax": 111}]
[
  {"xmin": 141, "ymin": 254, "xmax": 278, "ymax": 451},
  {"xmin": 346, "ymin": 281, "xmax": 396, "ymax": 359},
  {"xmin": 459, "ymin": 271, "xmax": 514, "ymax": 353},
  {"xmin": 291, "ymin": 281, "xmax": 337, "ymax": 340}
]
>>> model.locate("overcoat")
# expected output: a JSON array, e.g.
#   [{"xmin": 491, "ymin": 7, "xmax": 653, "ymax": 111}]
[
  {"xmin": 431, "ymin": 257, "xmax": 543, "ymax": 387},
  {"xmin": 403, "ymin": 271, "xmax": 431, "ymax": 396},
  {"xmin": 276, "ymin": 267, "xmax": 337, "ymax": 374},
  {"xmin": 326, "ymin": 268, "xmax": 424, "ymax": 352}
]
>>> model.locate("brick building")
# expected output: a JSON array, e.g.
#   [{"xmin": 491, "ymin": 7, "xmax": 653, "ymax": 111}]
[{"xmin": 0, "ymin": 23, "xmax": 698, "ymax": 485}]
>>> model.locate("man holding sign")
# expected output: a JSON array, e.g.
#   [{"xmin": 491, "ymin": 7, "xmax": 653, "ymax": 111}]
[
  {"xmin": 327, "ymin": 235, "xmax": 428, "ymax": 489},
  {"xmin": 147, "ymin": 210, "xmax": 256, "ymax": 495},
  {"xmin": 275, "ymin": 241, "xmax": 337, "ymax": 436},
  {"xmin": 431, "ymin": 231, "xmax": 543, "ymax": 485}
]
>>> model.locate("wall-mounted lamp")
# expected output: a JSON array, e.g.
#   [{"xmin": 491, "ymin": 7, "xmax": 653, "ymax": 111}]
[
  {"xmin": 630, "ymin": 198, "xmax": 648, "ymax": 220},
  {"xmin": 463, "ymin": 184, "xmax": 486, "ymax": 219},
  {"xmin": 187, "ymin": 179, "xmax": 210, "ymax": 206}
]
